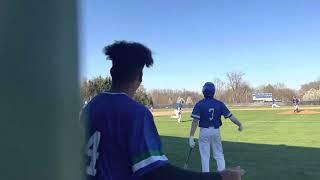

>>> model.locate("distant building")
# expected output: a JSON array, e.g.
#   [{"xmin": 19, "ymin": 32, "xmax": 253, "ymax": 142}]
[{"xmin": 303, "ymin": 88, "xmax": 320, "ymax": 101}]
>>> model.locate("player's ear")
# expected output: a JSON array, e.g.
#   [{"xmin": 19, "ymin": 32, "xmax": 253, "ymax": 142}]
[
  {"xmin": 110, "ymin": 67, "xmax": 114, "ymax": 78},
  {"xmin": 132, "ymin": 72, "xmax": 142, "ymax": 90}
]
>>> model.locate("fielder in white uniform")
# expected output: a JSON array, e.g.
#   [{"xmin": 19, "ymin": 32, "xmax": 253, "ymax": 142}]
[
  {"xmin": 189, "ymin": 82, "xmax": 243, "ymax": 172},
  {"xmin": 271, "ymin": 99, "xmax": 280, "ymax": 108},
  {"xmin": 176, "ymin": 102, "xmax": 183, "ymax": 123}
]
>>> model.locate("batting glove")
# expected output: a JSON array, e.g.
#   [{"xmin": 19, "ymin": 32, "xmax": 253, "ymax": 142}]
[{"xmin": 189, "ymin": 136, "xmax": 196, "ymax": 148}]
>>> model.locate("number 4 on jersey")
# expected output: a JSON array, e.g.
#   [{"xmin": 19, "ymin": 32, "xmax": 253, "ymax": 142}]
[{"xmin": 86, "ymin": 131, "xmax": 101, "ymax": 176}]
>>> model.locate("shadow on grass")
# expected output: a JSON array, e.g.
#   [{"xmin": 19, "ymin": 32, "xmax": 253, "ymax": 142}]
[
  {"xmin": 161, "ymin": 135, "xmax": 320, "ymax": 180},
  {"xmin": 181, "ymin": 119, "xmax": 193, "ymax": 122}
]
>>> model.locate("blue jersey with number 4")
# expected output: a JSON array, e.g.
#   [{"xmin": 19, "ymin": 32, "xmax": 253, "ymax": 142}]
[
  {"xmin": 81, "ymin": 92, "xmax": 169, "ymax": 180},
  {"xmin": 191, "ymin": 98, "xmax": 232, "ymax": 128}
]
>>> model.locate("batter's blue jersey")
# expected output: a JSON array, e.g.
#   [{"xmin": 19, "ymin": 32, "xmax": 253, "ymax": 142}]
[
  {"xmin": 81, "ymin": 92, "xmax": 169, "ymax": 180},
  {"xmin": 191, "ymin": 98, "xmax": 232, "ymax": 128}
]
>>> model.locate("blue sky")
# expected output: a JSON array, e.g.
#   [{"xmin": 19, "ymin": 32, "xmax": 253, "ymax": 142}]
[{"xmin": 79, "ymin": 0, "xmax": 320, "ymax": 91}]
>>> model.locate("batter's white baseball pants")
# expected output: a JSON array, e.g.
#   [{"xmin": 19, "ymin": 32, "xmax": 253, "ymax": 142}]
[{"xmin": 198, "ymin": 127, "xmax": 225, "ymax": 172}]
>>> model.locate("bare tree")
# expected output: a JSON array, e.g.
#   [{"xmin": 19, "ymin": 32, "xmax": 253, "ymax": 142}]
[
  {"xmin": 257, "ymin": 83, "xmax": 296, "ymax": 102},
  {"xmin": 213, "ymin": 78, "xmax": 225, "ymax": 99},
  {"xmin": 238, "ymin": 82, "xmax": 253, "ymax": 103},
  {"xmin": 150, "ymin": 89, "xmax": 202, "ymax": 106},
  {"xmin": 226, "ymin": 72, "xmax": 245, "ymax": 104}
]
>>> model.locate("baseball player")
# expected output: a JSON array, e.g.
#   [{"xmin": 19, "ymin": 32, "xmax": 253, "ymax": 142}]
[
  {"xmin": 81, "ymin": 41, "xmax": 245, "ymax": 180},
  {"xmin": 176, "ymin": 101, "xmax": 183, "ymax": 123},
  {"xmin": 292, "ymin": 96, "xmax": 300, "ymax": 112},
  {"xmin": 189, "ymin": 82, "xmax": 243, "ymax": 172},
  {"xmin": 271, "ymin": 98, "xmax": 280, "ymax": 108}
]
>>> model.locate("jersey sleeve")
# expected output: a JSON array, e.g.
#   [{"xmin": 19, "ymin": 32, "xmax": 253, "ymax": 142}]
[
  {"xmin": 221, "ymin": 102, "xmax": 232, "ymax": 119},
  {"xmin": 191, "ymin": 103, "xmax": 201, "ymax": 120},
  {"xmin": 128, "ymin": 108, "xmax": 169, "ymax": 176}
]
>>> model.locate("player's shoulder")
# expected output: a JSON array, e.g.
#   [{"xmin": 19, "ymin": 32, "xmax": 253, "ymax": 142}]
[
  {"xmin": 115, "ymin": 93, "xmax": 149, "ymax": 113},
  {"xmin": 90, "ymin": 92, "xmax": 144, "ymax": 109},
  {"xmin": 212, "ymin": 98, "xmax": 228, "ymax": 107},
  {"xmin": 194, "ymin": 98, "xmax": 207, "ymax": 106},
  {"xmin": 90, "ymin": 92, "xmax": 131, "ymax": 104},
  {"xmin": 133, "ymin": 100, "xmax": 151, "ymax": 114},
  {"xmin": 118, "ymin": 95, "xmax": 152, "ymax": 116},
  {"xmin": 213, "ymin": 98, "xmax": 224, "ymax": 104}
]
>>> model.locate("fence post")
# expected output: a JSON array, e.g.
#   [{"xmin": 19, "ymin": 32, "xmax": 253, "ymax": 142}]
[{"xmin": 0, "ymin": 0, "xmax": 83, "ymax": 180}]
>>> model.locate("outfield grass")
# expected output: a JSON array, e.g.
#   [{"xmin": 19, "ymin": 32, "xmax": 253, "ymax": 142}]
[{"xmin": 154, "ymin": 108, "xmax": 320, "ymax": 180}]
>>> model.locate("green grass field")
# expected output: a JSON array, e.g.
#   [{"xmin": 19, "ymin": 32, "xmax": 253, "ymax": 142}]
[{"xmin": 154, "ymin": 108, "xmax": 320, "ymax": 180}]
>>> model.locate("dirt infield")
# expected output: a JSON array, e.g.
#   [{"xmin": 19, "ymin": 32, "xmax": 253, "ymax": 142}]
[
  {"xmin": 231, "ymin": 106, "xmax": 320, "ymax": 111},
  {"xmin": 152, "ymin": 110, "xmax": 192, "ymax": 117},
  {"xmin": 278, "ymin": 109, "xmax": 320, "ymax": 115},
  {"xmin": 152, "ymin": 108, "xmax": 320, "ymax": 116}
]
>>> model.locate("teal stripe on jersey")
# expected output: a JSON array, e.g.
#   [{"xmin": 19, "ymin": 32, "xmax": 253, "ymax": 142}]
[{"xmin": 132, "ymin": 150, "xmax": 163, "ymax": 164}]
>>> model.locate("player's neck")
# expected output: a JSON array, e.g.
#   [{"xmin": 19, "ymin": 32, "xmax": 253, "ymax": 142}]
[{"xmin": 110, "ymin": 84, "xmax": 135, "ymax": 98}]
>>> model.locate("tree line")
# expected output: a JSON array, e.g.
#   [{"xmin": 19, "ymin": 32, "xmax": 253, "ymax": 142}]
[
  {"xmin": 80, "ymin": 76, "xmax": 153, "ymax": 106},
  {"xmin": 80, "ymin": 73, "xmax": 320, "ymax": 106}
]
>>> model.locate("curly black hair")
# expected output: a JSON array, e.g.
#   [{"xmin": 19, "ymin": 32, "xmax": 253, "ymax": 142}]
[{"xmin": 103, "ymin": 41, "xmax": 154, "ymax": 82}]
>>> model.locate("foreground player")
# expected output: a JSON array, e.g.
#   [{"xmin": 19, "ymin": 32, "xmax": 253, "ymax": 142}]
[
  {"xmin": 81, "ymin": 41, "xmax": 244, "ymax": 180},
  {"xmin": 189, "ymin": 82, "xmax": 243, "ymax": 172}
]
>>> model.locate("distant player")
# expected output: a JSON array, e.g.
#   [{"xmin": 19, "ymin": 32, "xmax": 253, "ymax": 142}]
[
  {"xmin": 271, "ymin": 98, "xmax": 280, "ymax": 108},
  {"xmin": 81, "ymin": 41, "xmax": 244, "ymax": 180},
  {"xmin": 176, "ymin": 101, "xmax": 183, "ymax": 123},
  {"xmin": 292, "ymin": 96, "xmax": 300, "ymax": 112},
  {"xmin": 189, "ymin": 82, "xmax": 243, "ymax": 172}
]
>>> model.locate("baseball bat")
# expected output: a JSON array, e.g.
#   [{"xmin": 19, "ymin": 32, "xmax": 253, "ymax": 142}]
[{"xmin": 183, "ymin": 147, "xmax": 193, "ymax": 169}]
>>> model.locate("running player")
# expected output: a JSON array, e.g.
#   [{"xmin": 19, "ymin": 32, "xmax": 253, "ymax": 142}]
[{"xmin": 271, "ymin": 98, "xmax": 280, "ymax": 108}]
